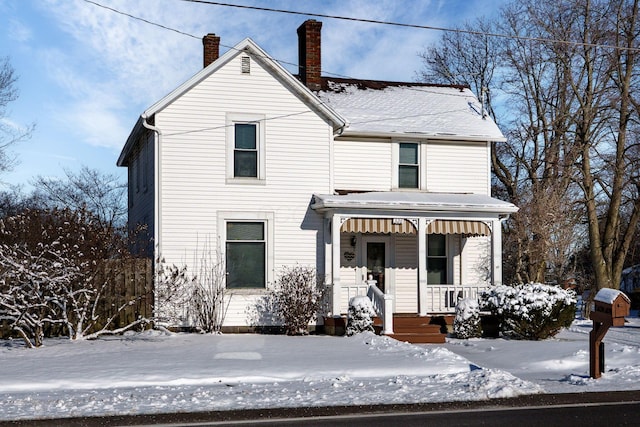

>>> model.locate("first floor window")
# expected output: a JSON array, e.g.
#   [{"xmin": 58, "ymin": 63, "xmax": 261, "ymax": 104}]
[
  {"xmin": 234, "ymin": 123, "xmax": 258, "ymax": 177},
  {"xmin": 226, "ymin": 221, "xmax": 266, "ymax": 288},
  {"xmin": 427, "ymin": 234, "xmax": 447, "ymax": 284},
  {"xmin": 398, "ymin": 142, "xmax": 419, "ymax": 188}
]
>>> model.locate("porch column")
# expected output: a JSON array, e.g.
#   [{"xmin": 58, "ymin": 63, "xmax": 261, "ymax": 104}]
[
  {"xmin": 491, "ymin": 218, "xmax": 503, "ymax": 286},
  {"xmin": 323, "ymin": 214, "xmax": 332, "ymax": 294},
  {"xmin": 418, "ymin": 217, "xmax": 428, "ymax": 315},
  {"xmin": 331, "ymin": 214, "xmax": 342, "ymax": 315}
]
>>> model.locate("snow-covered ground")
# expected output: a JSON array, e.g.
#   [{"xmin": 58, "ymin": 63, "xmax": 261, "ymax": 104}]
[{"xmin": 1, "ymin": 315, "xmax": 639, "ymax": 421}]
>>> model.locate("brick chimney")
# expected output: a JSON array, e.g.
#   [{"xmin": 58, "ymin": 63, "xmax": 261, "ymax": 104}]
[
  {"xmin": 297, "ymin": 20, "xmax": 322, "ymax": 91},
  {"xmin": 203, "ymin": 33, "xmax": 220, "ymax": 68}
]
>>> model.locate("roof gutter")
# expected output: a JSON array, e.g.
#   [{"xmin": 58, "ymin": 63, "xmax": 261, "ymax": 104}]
[
  {"xmin": 311, "ymin": 200, "xmax": 519, "ymax": 215},
  {"xmin": 336, "ymin": 130, "xmax": 507, "ymax": 143}
]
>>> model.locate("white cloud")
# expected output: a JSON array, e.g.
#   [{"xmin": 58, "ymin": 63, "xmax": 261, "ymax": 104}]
[
  {"xmin": 30, "ymin": 0, "xmax": 505, "ymax": 151},
  {"xmin": 8, "ymin": 19, "xmax": 32, "ymax": 43}
]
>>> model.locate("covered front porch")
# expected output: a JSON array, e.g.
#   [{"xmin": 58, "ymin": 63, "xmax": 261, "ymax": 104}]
[{"xmin": 311, "ymin": 191, "xmax": 518, "ymax": 336}]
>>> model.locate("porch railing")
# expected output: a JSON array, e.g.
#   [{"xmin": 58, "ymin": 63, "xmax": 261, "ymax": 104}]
[
  {"xmin": 425, "ymin": 285, "xmax": 489, "ymax": 313},
  {"xmin": 366, "ymin": 280, "xmax": 394, "ymax": 335}
]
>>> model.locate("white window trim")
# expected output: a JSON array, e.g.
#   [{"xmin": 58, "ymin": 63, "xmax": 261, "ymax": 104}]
[
  {"xmin": 226, "ymin": 113, "xmax": 266, "ymax": 183},
  {"xmin": 217, "ymin": 211, "xmax": 275, "ymax": 292},
  {"xmin": 392, "ymin": 140, "xmax": 423, "ymax": 190}
]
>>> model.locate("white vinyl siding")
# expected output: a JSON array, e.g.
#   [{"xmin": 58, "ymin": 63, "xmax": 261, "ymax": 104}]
[
  {"xmin": 333, "ymin": 139, "xmax": 391, "ymax": 191},
  {"xmin": 461, "ymin": 235, "xmax": 491, "ymax": 285},
  {"xmin": 339, "ymin": 233, "xmax": 358, "ymax": 284},
  {"xmin": 425, "ymin": 141, "xmax": 489, "ymax": 194},
  {"xmin": 154, "ymin": 51, "xmax": 333, "ymax": 327},
  {"xmin": 334, "ymin": 139, "xmax": 489, "ymax": 194},
  {"xmin": 394, "ymin": 234, "xmax": 418, "ymax": 313}
]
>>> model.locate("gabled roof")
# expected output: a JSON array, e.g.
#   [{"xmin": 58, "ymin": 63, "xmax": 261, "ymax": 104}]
[
  {"xmin": 317, "ymin": 78, "xmax": 505, "ymax": 142},
  {"xmin": 117, "ymin": 38, "xmax": 347, "ymax": 166}
]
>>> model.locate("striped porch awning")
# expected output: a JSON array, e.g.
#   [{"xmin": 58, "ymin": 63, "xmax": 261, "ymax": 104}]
[
  {"xmin": 426, "ymin": 220, "xmax": 491, "ymax": 236},
  {"xmin": 341, "ymin": 218, "xmax": 417, "ymax": 234}
]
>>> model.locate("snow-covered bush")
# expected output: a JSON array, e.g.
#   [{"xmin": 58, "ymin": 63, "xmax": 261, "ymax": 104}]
[
  {"xmin": 269, "ymin": 266, "xmax": 325, "ymax": 335},
  {"xmin": 0, "ymin": 207, "xmax": 149, "ymax": 346},
  {"xmin": 0, "ymin": 244, "xmax": 78, "ymax": 347},
  {"xmin": 481, "ymin": 283, "xmax": 576, "ymax": 340},
  {"xmin": 453, "ymin": 297, "xmax": 481, "ymax": 339},
  {"xmin": 346, "ymin": 295, "xmax": 376, "ymax": 336}
]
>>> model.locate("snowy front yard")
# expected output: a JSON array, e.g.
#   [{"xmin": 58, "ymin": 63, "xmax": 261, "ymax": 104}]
[{"xmin": 1, "ymin": 317, "xmax": 639, "ymax": 421}]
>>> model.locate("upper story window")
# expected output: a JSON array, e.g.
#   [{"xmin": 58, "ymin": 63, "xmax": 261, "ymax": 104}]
[
  {"xmin": 226, "ymin": 114, "xmax": 265, "ymax": 182},
  {"xmin": 234, "ymin": 123, "xmax": 258, "ymax": 177},
  {"xmin": 398, "ymin": 142, "xmax": 419, "ymax": 188}
]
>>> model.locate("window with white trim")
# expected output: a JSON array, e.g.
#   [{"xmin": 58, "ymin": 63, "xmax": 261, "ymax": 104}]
[
  {"xmin": 398, "ymin": 142, "xmax": 419, "ymax": 189},
  {"xmin": 226, "ymin": 114, "xmax": 265, "ymax": 181},
  {"xmin": 225, "ymin": 221, "xmax": 266, "ymax": 288},
  {"xmin": 427, "ymin": 234, "xmax": 447, "ymax": 284},
  {"xmin": 233, "ymin": 123, "xmax": 258, "ymax": 177}
]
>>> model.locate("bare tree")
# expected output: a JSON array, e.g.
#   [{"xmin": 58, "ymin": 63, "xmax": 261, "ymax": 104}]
[
  {"xmin": 32, "ymin": 166, "xmax": 127, "ymax": 230},
  {"xmin": 417, "ymin": 17, "xmax": 500, "ymax": 119},
  {"xmin": 568, "ymin": 0, "xmax": 640, "ymax": 290},
  {"xmin": 418, "ymin": 7, "xmax": 582, "ymax": 285},
  {"xmin": 0, "ymin": 57, "xmax": 33, "ymax": 173},
  {"xmin": 419, "ymin": 0, "xmax": 640, "ymax": 290},
  {"xmin": 497, "ymin": 0, "xmax": 584, "ymax": 284}
]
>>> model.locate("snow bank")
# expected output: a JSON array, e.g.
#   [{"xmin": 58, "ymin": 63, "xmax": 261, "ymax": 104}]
[{"xmin": 0, "ymin": 331, "xmax": 540, "ymax": 421}]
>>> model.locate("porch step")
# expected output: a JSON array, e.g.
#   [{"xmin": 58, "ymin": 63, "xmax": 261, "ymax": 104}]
[
  {"xmin": 374, "ymin": 315, "xmax": 449, "ymax": 344},
  {"xmin": 388, "ymin": 332, "xmax": 446, "ymax": 344}
]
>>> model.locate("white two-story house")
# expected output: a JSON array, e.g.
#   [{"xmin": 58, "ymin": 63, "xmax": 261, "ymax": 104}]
[{"xmin": 117, "ymin": 20, "xmax": 518, "ymax": 337}]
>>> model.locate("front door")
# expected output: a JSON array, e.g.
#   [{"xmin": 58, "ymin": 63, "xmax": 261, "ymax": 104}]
[{"xmin": 363, "ymin": 237, "xmax": 389, "ymax": 293}]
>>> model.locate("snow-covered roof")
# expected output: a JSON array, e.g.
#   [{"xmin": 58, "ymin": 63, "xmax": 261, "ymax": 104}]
[
  {"xmin": 594, "ymin": 288, "xmax": 630, "ymax": 305},
  {"xmin": 317, "ymin": 79, "xmax": 505, "ymax": 141},
  {"xmin": 311, "ymin": 191, "xmax": 518, "ymax": 214}
]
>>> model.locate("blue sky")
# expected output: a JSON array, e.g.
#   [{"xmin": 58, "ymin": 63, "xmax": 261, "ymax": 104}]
[{"xmin": 0, "ymin": 0, "xmax": 504, "ymax": 190}]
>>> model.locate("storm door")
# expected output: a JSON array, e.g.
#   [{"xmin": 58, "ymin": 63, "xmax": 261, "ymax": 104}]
[{"xmin": 363, "ymin": 237, "xmax": 389, "ymax": 293}]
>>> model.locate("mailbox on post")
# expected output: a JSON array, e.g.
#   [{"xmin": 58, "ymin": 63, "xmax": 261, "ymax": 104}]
[{"xmin": 589, "ymin": 288, "xmax": 630, "ymax": 379}]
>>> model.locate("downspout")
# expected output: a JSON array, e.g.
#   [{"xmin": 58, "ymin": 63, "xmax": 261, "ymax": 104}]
[{"xmin": 141, "ymin": 114, "xmax": 162, "ymax": 321}]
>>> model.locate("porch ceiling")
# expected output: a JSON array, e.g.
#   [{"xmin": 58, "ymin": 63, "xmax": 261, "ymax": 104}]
[{"xmin": 311, "ymin": 191, "xmax": 518, "ymax": 215}]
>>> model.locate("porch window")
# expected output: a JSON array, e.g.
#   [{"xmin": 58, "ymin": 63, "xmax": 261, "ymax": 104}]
[
  {"xmin": 398, "ymin": 143, "xmax": 419, "ymax": 188},
  {"xmin": 233, "ymin": 123, "xmax": 258, "ymax": 178},
  {"xmin": 226, "ymin": 221, "xmax": 266, "ymax": 288},
  {"xmin": 427, "ymin": 234, "xmax": 447, "ymax": 284}
]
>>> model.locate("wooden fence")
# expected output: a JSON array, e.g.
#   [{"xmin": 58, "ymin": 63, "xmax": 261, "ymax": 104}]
[{"xmin": 95, "ymin": 258, "xmax": 154, "ymax": 331}]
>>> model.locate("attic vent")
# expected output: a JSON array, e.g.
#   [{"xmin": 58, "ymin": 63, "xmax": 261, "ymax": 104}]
[{"xmin": 241, "ymin": 56, "xmax": 250, "ymax": 74}]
